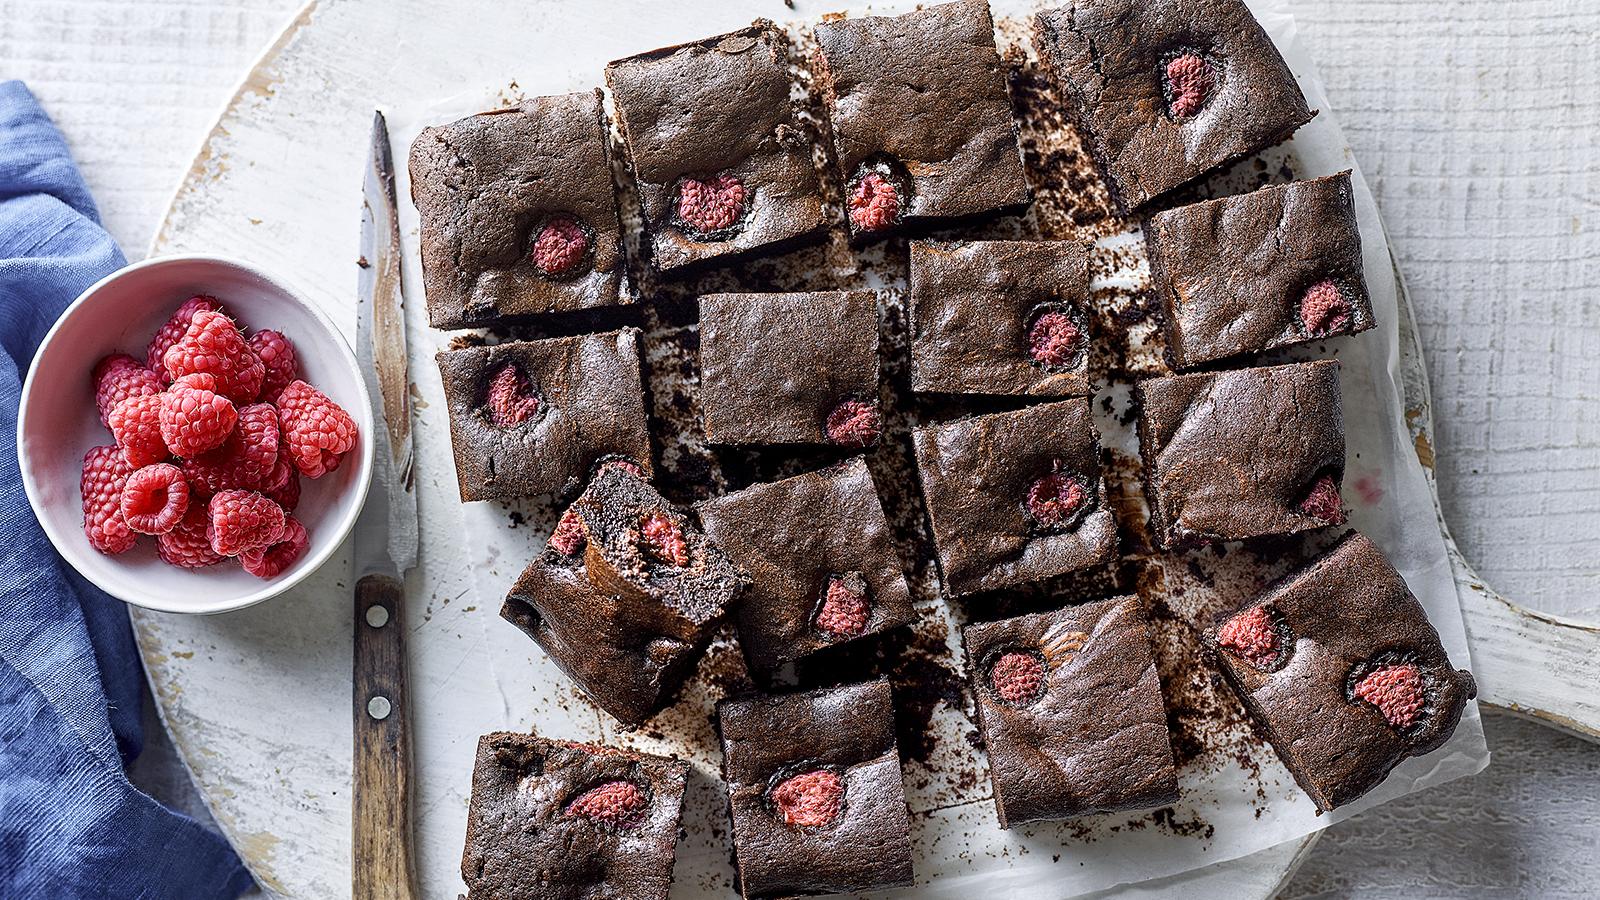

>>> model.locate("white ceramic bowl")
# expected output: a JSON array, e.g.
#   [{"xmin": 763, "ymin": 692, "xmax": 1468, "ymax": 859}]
[{"xmin": 18, "ymin": 254, "xmax": 374, "ymax": 614}]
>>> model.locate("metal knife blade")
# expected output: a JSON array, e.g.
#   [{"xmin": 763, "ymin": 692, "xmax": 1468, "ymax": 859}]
[{"xmin": 355, "ymin": 109, "xmax": 418, "ymax": 579}]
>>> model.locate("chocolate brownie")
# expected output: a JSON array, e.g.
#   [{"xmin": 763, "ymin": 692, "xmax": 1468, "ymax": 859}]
[
  {"xmin": 962, "ymin": 596, "xmax": 1179, "ymax": 827},
  {"xmin": 913, "ymin": 397, "xmax": 1118, "ymax": 596},
  {"xmin": 1207, "ymin": 531, "xmax": 1477, "ymax": 811},
  {"xmin": 697, "ymin": 458, "xmax": 916, "ymax": 677},
  {"xmin": 1136, "ymin": 359, "xmax": 1345, "ymax": 548},
  {"xmin": 717, "ymin": 680, "xmax": 914, "ymax": 898},
  {"xmin": 908, "ymin": 240, "xmax": 1091, "ymax": 397},
  {"xmin": 1033, "ymin": 0, "xmax": 1316, "ymax": 210},
  {"xmin": 409, "ymin": 91, "xmax": 626, "ymax": 329},
  {"xmin": 813, "ymin": 0, "xmax": 1030, "ymax": 239},
  {"xmin": 1147, "ymin": 172, "xmax": 1374, "ymax": 369},
  {"xmin": 605, "ymin": 22, "xmax": 827, "ymax": 272},
  {"xmin": 461, "ymin": 732, "xmax": 687, "ymax": 900},
  {"xmin": 502, "ymin": 464, "xmax": 747, "ymax": 725},
  {"xmin": 698, "ymin": 291, "xmax": 881, "ymax": 447},
  {"xmin": 436, "ymin": 329, "xmax": 653, "ymax": 502}
]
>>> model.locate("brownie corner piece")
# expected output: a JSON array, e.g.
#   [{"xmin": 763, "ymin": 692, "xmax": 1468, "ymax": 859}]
[
  {"xmin": 435, "ymin": 329, "xmax": 653, "ymax": 503},
  {"xmin": 813, "ymin": 0, "xmax": 1030, "ymax": 239},
  {"xmin": 604, "ymin": 21, "xmax": 827, "ymax": 272},
  {"xmin": 697, "ymin": 457, "xmax": 916, "ymax": 675},
  {"xmin": 698, "ymin": 291, "xmax": 881, "ymax": 447},
  {"xmin": 1135, "ymin": 359, "xmax": 1345, "ymax": 548},
  {"xmin": 1147, "ymin": 171, "xmax": 1374, "ymax": 369},
  {"xmin": 908, "ymin": 239, "xmax": 1091, "ymax": 397},
  {"xmin": 716, "ymin": 680, "xmax": 914, "ymax": 898},
  {"xmin": 1207, "ymin": 531, "xmax": 1476, "ymax": 811},
  {"xmin": 408, "ymin": 90, "xmax": 625, "ymax": 329},
  {"xmin": 913, "ymin": 397, "xmax": 1118, "ymax": 596},
  {"xmin": 961, "ymin": 595, "xmax": 1178, "ymax": 827},
  {"xmin": 461, "ymin": 732, "xmax": 687, "ymax": 900},
  {"xmin": 1032, "ymin": 0, "xmax": 1314, "ymax": 210}
]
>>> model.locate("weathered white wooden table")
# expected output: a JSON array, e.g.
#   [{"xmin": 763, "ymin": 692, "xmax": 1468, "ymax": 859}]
[{"xmin": 4, "ymin": 0, "xmax": 1597, "ymax": 896}]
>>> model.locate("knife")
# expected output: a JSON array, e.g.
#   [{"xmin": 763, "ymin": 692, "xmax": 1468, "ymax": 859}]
[{"xmin": 352, "ymin": 109, "xmax": 421, "ymax": 900}]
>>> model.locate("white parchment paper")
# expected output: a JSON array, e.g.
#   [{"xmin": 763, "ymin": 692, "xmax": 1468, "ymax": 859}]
[{"xmin": 385, "ymin": 1, "xmax": 1489, "ymax": 896}]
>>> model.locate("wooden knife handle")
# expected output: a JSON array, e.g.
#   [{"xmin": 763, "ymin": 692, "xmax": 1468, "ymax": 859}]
[{"xmin": 352, "ymin": 573, "xmax": 421, "ymax": 900}]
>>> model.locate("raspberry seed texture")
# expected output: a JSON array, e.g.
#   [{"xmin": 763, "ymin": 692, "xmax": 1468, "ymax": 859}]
[
  {"xmin": 1165, "ymin": 53, "xmax": 1214, "ymax": 119},
  {"xmin": 1353, "ymin": 662, "xmax": 1426, "ymax": 729},
  {"xmin": 675, "ymin": 173, "xmax": 747, "ymax": 237},
  {"xmin": 989, "ymin": 650, "xmax": 1047, "ymax": 705},
  {"xmin": 770, "ymin": 769, "xmax": 844, "ymax": 828}
]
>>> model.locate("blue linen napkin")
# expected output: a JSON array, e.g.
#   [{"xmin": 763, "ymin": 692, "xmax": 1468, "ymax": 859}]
[{"xmin": 0, "ymin": 80, "xmax": 254, "ymax": 900}]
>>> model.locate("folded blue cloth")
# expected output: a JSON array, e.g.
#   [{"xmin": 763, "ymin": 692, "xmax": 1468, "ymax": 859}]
[{"xmin": 0, "ymin": 80, "xmax": 253, "ymax": 900}]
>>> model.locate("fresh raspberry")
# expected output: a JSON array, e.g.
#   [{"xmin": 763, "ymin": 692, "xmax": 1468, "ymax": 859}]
[
  {"xmin": 848, "ymin": 171, "xmax": 900, "ymax": 232},
  {"xmin": 240, "ymin": 516, "xmax": 309, "ymax": 579},
  {"xmin": 81, "ymin": 445, "xmax": 137, "ymax": 555},
  {"xmin": 816, "ymin": 573, "xmax": 870, "ymax": 638},
  {"xmin": 1216, "ymin": 606, "xmax": 1282, "ymax": 669},
  {"xmin": 549, "ymin": 508, "xmax": 586, "ymax": 557},
  {"xmin": 276, "ymin": 380, "xmax": 358, "ymax": 478},
  {"xmin": 640, "ymin": 513, "xmax": 689, "ymax": 567},
  {"xmin": 485, "ymin": 364, "xmax": 541, "ymax": 429},
  {"xmin": 1028, "ymin": 311, "xmax": 1084, "ymax": 368},
  {"xmin": 207, "ymin": 490, "xmax": 287, "ymax": 557},
  {"xmin": 159, "ymin": 373, "xmax": 238, "ymax": 458},
  {"xmin": 769, "ymin": 770, "xmax": 843, "ymax": 828},
  {"xmin": 1299, "ymin": 474, "xmax": 1345, "ymax": 524},
  {"xmin": 530, "ymin": 214, "xmax": 590, "ymax": 277},
  {"xmin": 824, "ymin": 399, "xmax": 880, "ymax": 448},
  {"xmin": 119, "ymin": 463, "xmax": 190, "ymax": 535},
  {"xmin": 162, "ymin": 309, "xmax": 264, "ymax": 403},
  {"xmin": 1353, "ymin": 662, "xmax": 1425, "ymax": 729},
  {"xmin": 183, "ymin": 403, "xmax": 279, "ymax": 496},
  {"xmin": 989, "ymin": 650, "xmax": 1046, "ymax": 705},
  {"xmin": 249, "ymin": 329, "xmax": 300, "ymax": 401},
  {"xmin": 675, "ymin": 173, "xmax": 747, "ymax": 236},
  {"xmin": 93, "ymin": 354, "xmax": 163, "ymax": 428},
  {"xmin": 108, "ymin": 393, "xmax": 169, "ymax": 468},
  {"xmin": 1166, "ymin": 53, "xmax": 1214, "ymax": 118},
  {"xmin": 260, "ymin": 459, "xmax": 301, "ymax": 513},
  {"xmin": 157, "ymin": 504, "xmax": 225, "ymax": 569},
  {"xmin": 147, "ymin": 295, "xmax": 224, "ymax": 379},
  {"xmin": 1026, "ymin": 472, "xmax": 1089, "ymax": 528},
  {"xmin": 1300, "ymin": 280, "xmax": 1352, "ymax": 336},
  {"xmin": 565, "ymin": 781, "xmax": 647, "ymax": 828}
]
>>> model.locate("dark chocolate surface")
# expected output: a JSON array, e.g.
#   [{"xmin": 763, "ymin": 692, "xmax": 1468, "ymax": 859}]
[
  {"xmin": 1033, "ymin": 0, "xmax": 1315, "ymax": 210},
  {"xmin": 1207, "ymin": 531, "xmax": 1476, "ymax": 811},
  {"xmin": 717, "ymin": 680, "xmax": 914, "ymax": 898},
  {"xmin": 436, "ymin": 330, "xmax": 653, "ymax": 503},
  {"xmin": 461, "ymin": 733, "xmax": 687, "ymax": 900},
  {"xmin": 913, "ymin": 397, "xmax": 1118, "ymax": 596},
  {"xmin": 962, "ymin": 595, "xmax": 1179, "ymax": 827},
  {"xmin": 409, "ymin": 91, "xmax": 625, "ymax": 329},
  {"xmin": 1137, "ymin": 359, "xmax": 1345, "ymax": 547},
  {"xmin": 606, "ymin": 21, "xmax": 827, "ymax": 271},
  {"xmin": 908, "ymin": 239, "xmax": 1092, "ymax": 396},
  {"xmin": 1147, "ymin": 171, "xmax": 1374, "ymax": 368}
]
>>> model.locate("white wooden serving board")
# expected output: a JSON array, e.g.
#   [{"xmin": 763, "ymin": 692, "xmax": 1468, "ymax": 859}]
[{"xmin": 134, "ymin": 0, "xmax": 1600, "ymax": 897}]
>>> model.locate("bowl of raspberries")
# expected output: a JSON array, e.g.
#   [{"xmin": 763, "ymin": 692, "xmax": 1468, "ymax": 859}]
[{"xmin": 17, "ymin": 254, "xmax": 374, "ymax": 614}]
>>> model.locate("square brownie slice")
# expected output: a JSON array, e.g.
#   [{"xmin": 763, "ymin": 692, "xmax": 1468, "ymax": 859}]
[
  {"xmin": 908, "ymin": 240, "xmax": 1091, "ymax": 397},
  {"xmin": 461, "ymin": 732, "xmax": 688, "ymax": 900},
  {"xmin": 502, "ymin": 464, "xmax": 747, "ymax": 726},
  {"xmin": 913, "ymin": 397, "xmax": 1118, "ymax": 597},
  {"xmin": 813, "ymin": 0, "xmax": 1030, "ymax": 239},
  {"xmin": 605, "ymin": 22, "xmax": 828, "ymax": 272},
  {"xmin": 962, "ymin": 595, "xmax": 1178, "ymax": 827},
  {"xmin": 409, "ymin": 90, "xmax": 626, "ymax": 329},
  {"xmin": 436, "ymin": 329, "xmax": 653, "ymax": 503},
  {"xmin": 698, "ymin": 291, "xmax": 880, "ymax": 447},
  {"xmin": 1147, "ymin": 172, "xmax": 1374, "ymax": 369},
  {"xmin": 717, "ymin": 680, "xmax": 914, "ymax": 898},
  {"xmin": 1207, "ymin": 531, "xmax": 1476, "ymax": 811},
  {"xmin": 1136, "ymin": 359, "xmax": 1345, "ymax": 548},
  {"xmin": 697, "ymin": 457, "xmax": 916, "ymax": 677},
  {"xmin": 1033, "ymin": 0, "xmax": 1315, "ymax": 210}
]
